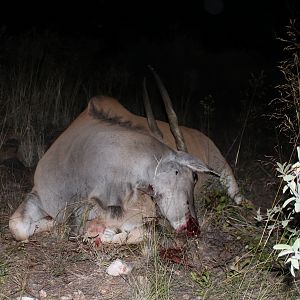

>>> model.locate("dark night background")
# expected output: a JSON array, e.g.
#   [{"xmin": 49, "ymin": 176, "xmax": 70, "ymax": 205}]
[{"xmin": 1, "ymin": 0, "xmax": 300, "ymax": 159}]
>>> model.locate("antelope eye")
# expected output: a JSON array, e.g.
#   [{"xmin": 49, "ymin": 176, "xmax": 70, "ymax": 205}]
[
  {"xmin": 193, "ymin": 172, "xmax": 198, "ymax": 183},
  {"xmin": 175, "ymin": 170, "xmax": 179, "ymax": 175}
]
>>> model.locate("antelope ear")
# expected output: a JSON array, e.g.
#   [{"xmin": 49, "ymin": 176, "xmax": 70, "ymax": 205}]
[
  {"xmin": 176, "ymin": 151, "xmax": 220, "ymax": 177},
  {"xmin": 136, "ymin": 181, "xmax": 155, "ymax": 196}
]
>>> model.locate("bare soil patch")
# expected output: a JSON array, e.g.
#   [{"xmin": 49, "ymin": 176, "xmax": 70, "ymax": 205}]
[{"xmin": 0, "ymin": 160, "xmax": 298, "ymax": 300}]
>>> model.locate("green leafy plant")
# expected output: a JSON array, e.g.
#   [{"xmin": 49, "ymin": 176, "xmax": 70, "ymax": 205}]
[
  {"xmin": 274, "ymin": 238, "xmax": 300, "ymax": 277},
  {"xmin": 190, "ymin": 269, "xmax": 211, "ymax": 297},
  {"xmin": 273, "ymin": 147, "xmax": 300, "ymax": 276}
]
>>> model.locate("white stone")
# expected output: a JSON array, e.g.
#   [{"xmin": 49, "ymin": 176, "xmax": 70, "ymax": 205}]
[{"xmin": 106, "ymin": 259, "xmax": 133, "ymax": 276}]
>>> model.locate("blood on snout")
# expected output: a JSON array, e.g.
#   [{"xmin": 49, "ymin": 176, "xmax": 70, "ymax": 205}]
[{"xmin": 176, "ymin": 216, "xmax": 200, "ymax": 237}]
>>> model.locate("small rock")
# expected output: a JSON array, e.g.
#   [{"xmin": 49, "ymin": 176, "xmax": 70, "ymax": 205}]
[
  {"xmin": 106, "ymin": 259, "xmax": 133, "ymax": 276},
  {"xmin": 39, "ymin": 289, "xmax": 47, "ymax": 299},
  {"xmin": 60, "ymin": 296, "xmax": 72, "ymax": 300}
]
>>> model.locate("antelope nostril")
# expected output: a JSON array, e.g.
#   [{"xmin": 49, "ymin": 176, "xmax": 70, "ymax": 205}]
[{"xmin": 193, "ymin": 172, "xmax": 198, "ymax": 182}]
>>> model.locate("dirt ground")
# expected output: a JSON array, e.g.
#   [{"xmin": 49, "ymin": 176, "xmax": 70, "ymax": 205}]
[{"xmin": 0, "ymin": 154, "xmax": 297, "ymax": 300}]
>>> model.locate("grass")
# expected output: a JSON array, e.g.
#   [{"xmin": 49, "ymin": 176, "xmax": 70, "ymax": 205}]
[
  {"xmin": 133, "ymin": 223, "xmax": 174, "ymax": 300},
  {"xmin": 1, "ymin": 186, "xmax": 299, "ymax": 299},
  {"xmin": 132, "ymin": 259, "xmax": 173, "ymax": 300}
]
